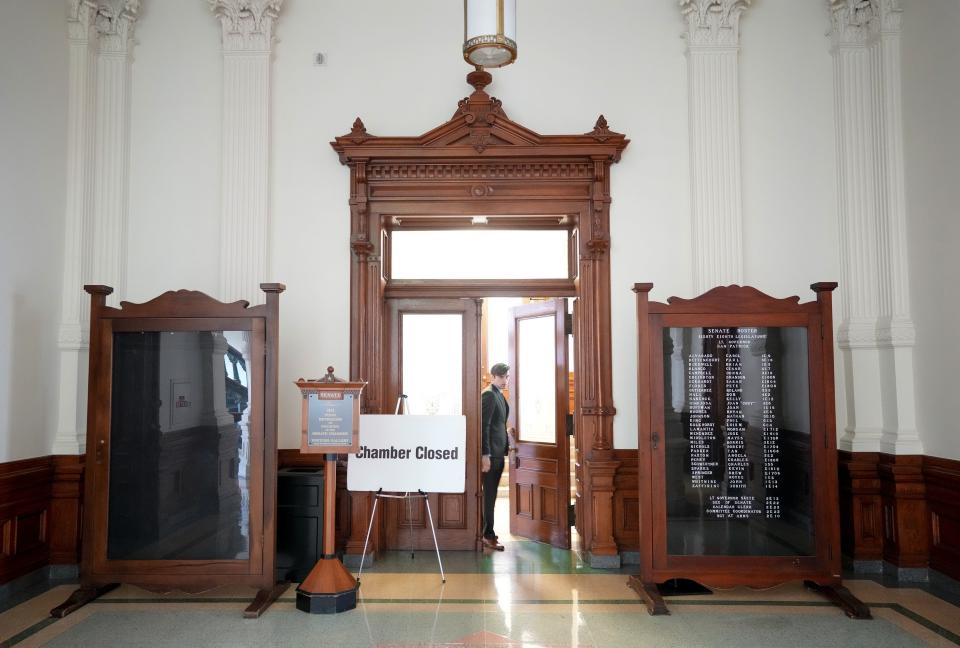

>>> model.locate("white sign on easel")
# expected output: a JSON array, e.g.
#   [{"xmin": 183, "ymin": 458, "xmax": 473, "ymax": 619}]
[{"xmin": 347, "ymin": 415, "xmax": 466, "ymax": 493}]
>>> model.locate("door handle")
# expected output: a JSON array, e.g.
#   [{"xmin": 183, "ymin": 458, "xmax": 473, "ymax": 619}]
[
  {"xmin": 96, "ymin": 438, "xmax": 106, "ymax": 463},
  {"xmin": 651, "ymin": 432, "xmax": 660, "ymax": 450}
]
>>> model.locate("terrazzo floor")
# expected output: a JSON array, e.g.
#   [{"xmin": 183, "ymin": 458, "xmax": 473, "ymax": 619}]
[{"xmin": 2, "ymin": 503, "xmax": 959, "ymax": 647}]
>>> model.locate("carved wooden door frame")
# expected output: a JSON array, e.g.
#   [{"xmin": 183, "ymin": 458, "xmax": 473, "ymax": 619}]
[{"xmin": 331, "ymin": 69, "xmax": 629, "ymax": 563}]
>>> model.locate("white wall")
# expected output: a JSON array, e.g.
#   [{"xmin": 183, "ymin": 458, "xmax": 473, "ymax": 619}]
[
  {"xmin": 126, "ymin": 0, "xmax": 221, "ymax": 301},
  {"xmin": 903, "ymin": 0, "xmax": 960, "ymax": 460},
  {"xmin": 8, "ymin": 1, "xmax": 947, "ymax": 459},
  {"xmin": 740, "ymin": 1, "xmax": 839, "ymax": 296},
  {"xmin": 113, "ymin": 0, "xmax": 846, "ymax": 450},
  {"xmin": 0, "ymin": 0, "xmax": 68, "ymax": 461}
]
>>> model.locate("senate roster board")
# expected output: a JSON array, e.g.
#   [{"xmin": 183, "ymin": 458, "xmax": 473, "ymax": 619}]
[
  {"xmin": 630, "ymin": 284, "xmax": 849, "ymax": 615},
  {"xmin": 661, "ymin": 326, "xmax": 813, "ymax": 557}
]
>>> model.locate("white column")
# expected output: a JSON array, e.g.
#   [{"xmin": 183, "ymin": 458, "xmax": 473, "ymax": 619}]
[
  {"xmin": 681, "ymin": 0, "xmax": 750, "ymax": 294},
  {"xmin": 874, "ymin": 0, "xmax": 920, "ymax": 454},
  {"xmin": 89, "ymin": 0, "xmax": 139, "ymax": 306},
  {"xmin": 52, "ymin": 0, "xmax": 99, "ymax": 455},
  {"xmin": 829, "ymin": 0, "xmax": 883, "ymax": 452},
  {"xmin": 828, "ymin": 0, "xmax": 920, "ymax": 454},
  {"xmin": 210, "ymin": 0, "xmax": 283, "ymax": 304}
]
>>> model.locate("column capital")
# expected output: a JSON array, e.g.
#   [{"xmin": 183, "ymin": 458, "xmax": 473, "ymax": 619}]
[
  {"xmin": 827, "ymin": 0, "xmax": 900, "ymax": 46},
  {"xmin": 209, "ymin": 0, "xmax": 284, "ymax": 52},
  {"xmin": 68, "ymin": 0, "xmax": 98, "ymax": 41},
  {"xmin": 876, "ymin": 0, "xmax": 902, "ymax": 34},
  {"xmin": 95, "ymin": 0, "xmax": 140, "ymax": 53},
  {"xmin": 680, "ymin": 0, "xmax": 751, "ymax": 49}
]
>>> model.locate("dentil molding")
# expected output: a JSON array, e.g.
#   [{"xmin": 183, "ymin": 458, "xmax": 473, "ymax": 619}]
[
  {"xmin": 680, "ymin": 0, "xmax": 751, "ymax": 48},
  {"xmin": 209, "ymin": 0, "xmax": 284, "ymax": 51}
]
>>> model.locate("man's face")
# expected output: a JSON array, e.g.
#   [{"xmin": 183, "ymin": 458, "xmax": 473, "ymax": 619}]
[{"xmin": 492, "ymin": 372, "xmax": 509, "ymax": 389}]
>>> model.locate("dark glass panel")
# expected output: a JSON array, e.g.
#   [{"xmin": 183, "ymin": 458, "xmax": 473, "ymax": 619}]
[
  {"xmin": 107, "ymin": 330, "xmax": 251, "ymax": 561},
  {"xmin": 663, "ymin": 326, "xmax": 813, "ymax": 556}
]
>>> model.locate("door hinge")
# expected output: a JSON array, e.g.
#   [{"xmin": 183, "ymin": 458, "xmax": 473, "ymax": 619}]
[
  {"xmin": 568, "ymin": 502, "xmax": 576, "ymax": 527},
  {"xmin": 565, "ymin": 313, "xmax": 573, "ymax": 337},
  {"xmin": 566, "ymin": 413, "xmax": 574, "ymax": 436}
]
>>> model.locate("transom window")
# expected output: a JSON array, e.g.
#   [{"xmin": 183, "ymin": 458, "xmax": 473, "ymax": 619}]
[{"xmin": 389, "ymin": 229, "xmax": 571, "ymax": 280}]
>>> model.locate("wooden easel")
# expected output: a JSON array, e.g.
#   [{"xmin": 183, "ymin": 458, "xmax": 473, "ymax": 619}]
[{"xmin": 355, "ymin": 394, "xmax": 446, "ymax": 585}]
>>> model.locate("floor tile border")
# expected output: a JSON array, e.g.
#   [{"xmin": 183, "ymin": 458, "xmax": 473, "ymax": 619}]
[
  {"xmin": 3, "ymin": 598, "xmax": 958, "ymax": 647},
  {"xmin": 0, "ymin": 618, "xmax": 57, "ymax": 648}
]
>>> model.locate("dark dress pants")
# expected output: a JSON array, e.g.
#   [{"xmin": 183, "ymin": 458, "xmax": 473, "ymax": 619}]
[{"xmin": 482, "ymin": 455, "xmax": 505, "ymax": 539}]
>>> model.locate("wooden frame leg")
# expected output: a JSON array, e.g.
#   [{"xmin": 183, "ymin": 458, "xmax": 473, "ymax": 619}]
[
  {"xmin": 804, "ymin": 580, "xmax": 872, "ymax": 619},
  {"xmin": 244, "ymin": 582, "xmax": 291, "ymax": 619},
  {"xmin": 627, "ymin": 576, "xmax": 669, "ymax": 615},
  {"xmin": 50, "ymin": 584, "xmax": 120, "ymax": 618}
]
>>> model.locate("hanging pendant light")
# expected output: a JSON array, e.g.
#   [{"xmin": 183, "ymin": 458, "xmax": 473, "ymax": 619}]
[{"xmin": 463, "ymin": 0, "xmax": 517, "ymax": 68}]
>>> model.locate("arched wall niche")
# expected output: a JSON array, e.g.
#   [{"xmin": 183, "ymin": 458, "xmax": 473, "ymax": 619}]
[{"xmin": 330, "ymin": 69, "xmax": 630, "ymax": 564}]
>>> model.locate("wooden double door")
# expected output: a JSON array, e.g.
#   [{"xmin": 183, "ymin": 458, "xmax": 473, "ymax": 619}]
[{"xmin": 381, "ymin": 298, "xmax": 571, "ymax": 551}]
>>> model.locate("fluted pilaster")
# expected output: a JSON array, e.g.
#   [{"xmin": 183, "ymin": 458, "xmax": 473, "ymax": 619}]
[
  {"xmin": 875, "ymin": 0, "xmax": 912, "ymax": 338},
  {"xmin": 52, "ymin": 0, "xmax": 100, "ymax": 455},
  {"xmin": 210, "ymin": 0, "xmax": 283, "ymax": 304},
  {"xmin": 89, "ymin": 0, "xmax": 139, "ymax": 307},
  {"xmin": 681, "ymin": 0, "xmax": 750, "ymax": 293},
  {"xmin": 873, "ymin": 0, "xmax": 919, "ymax": 454},
  {"xmin": 828, "ymin": 0, "xmax": 920, "ymax": 454}
]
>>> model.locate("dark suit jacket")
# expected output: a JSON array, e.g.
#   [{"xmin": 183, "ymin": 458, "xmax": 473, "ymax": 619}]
[{"xmin": 480, "ymin": 384, "xmax": 509, "ymax": 457}]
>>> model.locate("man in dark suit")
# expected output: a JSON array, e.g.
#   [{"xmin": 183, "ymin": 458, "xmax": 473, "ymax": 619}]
[{"xmin": 480, "ymin": 362, "xmax": 513, "ymax": 551}]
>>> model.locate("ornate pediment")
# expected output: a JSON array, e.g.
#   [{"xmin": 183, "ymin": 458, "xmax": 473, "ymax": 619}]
[
  {"xmin": 420, "ymin": 70, "xmax": 541, "ymax": 152},
  {"xmin": 84, "ymin": 285, "xmax": 284, "ymax": 318},
  {"xmin": 332, "ymin": 69, "xmax": 629, "ymax": 162},
  {"xmin": 637, "ymin": 283, "xmax": 837, "ymax": 314}
]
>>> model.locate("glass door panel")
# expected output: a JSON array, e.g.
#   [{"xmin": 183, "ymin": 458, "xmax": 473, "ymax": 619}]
[
  {"xmin": 385, "ymin": 299, "xmax": 479, "ymax": 551},
  {"xmin": 401, "ymin": 314, "xmax": 463, "ymax": 415},
  {"xmin": 517, "ymin": 315, "xmax": 557, "ymax": 444}
]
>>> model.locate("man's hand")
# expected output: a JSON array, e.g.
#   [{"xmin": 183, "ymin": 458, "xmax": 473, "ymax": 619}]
[{"xmin": 481, "ymin": 455, "xmax": 491, "ymax": 473}]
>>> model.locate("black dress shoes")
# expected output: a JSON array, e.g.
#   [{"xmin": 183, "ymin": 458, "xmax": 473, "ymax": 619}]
[{"xmin": 482, "ymin": 536, "xmax": 505, "ymax": 551}]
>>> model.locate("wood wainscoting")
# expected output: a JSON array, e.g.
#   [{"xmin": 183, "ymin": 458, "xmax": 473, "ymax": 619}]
[
  {"xmin": 838, "ymin": 451, "xmax": 883, "ymax": 563},
  {"xmin": 277, "ymin": 447, "xmax": 960, "ymax": 579},
  {"xmin": 838, "ymin": 451, "xmax": 960, "ymax": 580},
  {"xmin": 0, "ymin": 455, "xmax": 85, "ymax": 586},
  {"xmin": 49, "ymin": 455, "xmax": 84, "ymax": 566},
  {"xmin": 0, "ymin": 457, "xmax": 52, "ymax": 584},
  {"xmin": 612, "ymin": 450, "xmax": 639, "ymax": 555},
  {"xmin": 924, "ymin": 456, "xmax": 960, "ymax": 580},
  {"xmin": 6, "ymin": 449, "xmax": 955, "ymax": 586},
  {"xmin": 614, "ymin": 449, "xmax": 960, "ymax": 577}
]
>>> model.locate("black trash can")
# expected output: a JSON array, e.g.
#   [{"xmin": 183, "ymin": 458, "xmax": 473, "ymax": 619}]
[{"xmin": 276, "ymin": 467, "xmax": 324, "ymax": 583}]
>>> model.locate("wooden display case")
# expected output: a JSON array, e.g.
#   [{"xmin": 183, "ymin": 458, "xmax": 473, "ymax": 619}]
[
  {"xmin": 53, "ymin": 284, "xmax": 286, "ymax": 619},
  {"xmin": 629, "ymin": 283, "xmax": 868, "ymax": 618}
]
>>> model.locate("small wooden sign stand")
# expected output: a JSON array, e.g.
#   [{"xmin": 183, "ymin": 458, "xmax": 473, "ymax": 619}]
[{"xmin": 294, "ymin": 367, "xmax": 365, "ymax": 614}]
